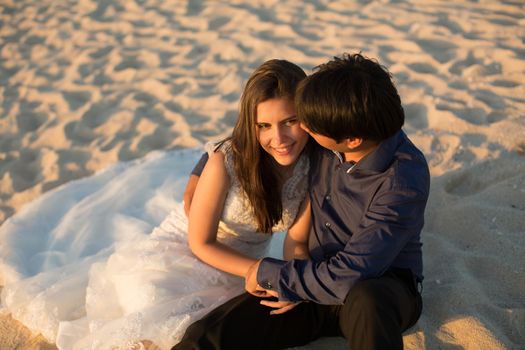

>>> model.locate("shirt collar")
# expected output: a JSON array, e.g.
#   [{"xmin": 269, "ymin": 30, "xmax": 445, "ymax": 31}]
[
  {"xmin": 351, "ymin": 130, "xmax": 406, "ymax": 174},
  {"xmin": 331, "ymin": 150, "xmax": 357, "ymax": 173},
  {"xmin": 332, "ymin": 150, "xmax": 344, "ymax": 163}
]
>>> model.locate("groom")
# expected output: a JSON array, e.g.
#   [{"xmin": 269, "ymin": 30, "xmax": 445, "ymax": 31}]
[{"xmin": 176, "ymin": 53, "xmax": 430, "ymax": 350}]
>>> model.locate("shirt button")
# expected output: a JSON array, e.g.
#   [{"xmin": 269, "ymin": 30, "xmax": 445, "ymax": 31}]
[
  {"xmin": 325, "ymin": 195, "xmax": 331, "ymax": 201},
  {"xmin": 325, "ymin": 222, "xmax": 331, "ymax": 228},
  {"xmin": 262, "ymin": 281, "xmax": 272, "ymax": 289}
]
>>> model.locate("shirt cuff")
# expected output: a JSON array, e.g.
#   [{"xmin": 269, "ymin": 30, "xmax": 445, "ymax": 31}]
[{"xmin": 257, "ymin": 257, "xmax": 286, "ymax": 291}]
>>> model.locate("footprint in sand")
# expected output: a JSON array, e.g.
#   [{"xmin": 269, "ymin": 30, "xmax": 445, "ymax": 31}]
[
  {"xmin": 81, "ymin": 99, "xmax": 121, "ymax": 129},
  {"xmin": 6, "ymin": 149, "xmax": 41, "ymax": 192},
  {"xmin": 186, "ymin": 1, "xmax": 205, "ymax": 16},
  {"xmin": 16, "ymin": 103, "xmax": 47, "ymax": 133},
  {"xmin": 64, "ymin": 120, "xmax": 96, "ymax": 145},
  {"xmin": 114, "ymin": 55, "xmax": 144, "ymax": 72},
  {"xmin": 133, "ymin": 92, "xmax": 158, "ymax": 106},
  {"xmin": 407, "ymin": 63, "xmax": 438, "ymax": 75},
  {"xmin": 0, "ymin": 133, "xmax": 21, "ymax": 153},
  {"xmin": 136, "ymin": 127, "xmax": 176, "ymax": 155},
  {"xmin": 443, "ymin": 167, "xmax": 483, "ymax": 196},
  {"xmin": 473, "ymin": 89, "xmax": 506, "ymax": 110},
  {"xmin": 448, "ymin": 52, "xmax": 497, "ymax": 77},
  {"xmin": 490, "ymin": 79, "xmax": 521, "ymax": 88},
  {"xmin": 486, "ymin": 111, "xmax": 507, "ymax": 124},
  {"xmin": 62, "ymin": 91, "xmax": 92, "ymax": 111},
  {"xmin": 435, "ymin": 14, "xmax": 463, "ymax": 35},
  {"xmin": 404, "ymin": 103, "xmax": 428, "ymax": 130},
  {"xmin": 415, "ymin": 39, "xmax": 457, "ymax": 64},
  {"xmin": 462, "ymin": 247, "xmax": 525, "ymax": 348},
  {"xmin": 460, "ymin": 107, "xmax": 489, "ymax": 125},
  {"xmin": 134, "ymin": 106, "xmax": 170, "ymax": 126},
  {"xmin": 158, "ymin": 50, "xmax": 178, "ymax": 68},
  {"xmin": 208, "ymin": 16, "xmax": 231, "ymax": 31},
  {"xmin": 443, "ymin": 158, "xmax": 523, "ymax": 196},
  {"xmin": 49, "ymin": 149, "xmax": 91, "ymax": 187},
  {"xmin": 88, "ymin": 46, "xmax": 114, "ymax": 60},
  {"xmin": 35, "ymin": 63, "xmax": 65, "ymax": 82}
]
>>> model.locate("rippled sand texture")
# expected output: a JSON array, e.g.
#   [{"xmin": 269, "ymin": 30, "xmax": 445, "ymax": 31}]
[{"xmin": 1, "ymin": 0, "xmax": 524, "ymax": 349}]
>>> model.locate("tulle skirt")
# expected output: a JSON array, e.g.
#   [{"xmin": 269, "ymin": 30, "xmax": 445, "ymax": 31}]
[{"xmin": 0, "ymin": 150, "xmax": 243, "ymax": 349}]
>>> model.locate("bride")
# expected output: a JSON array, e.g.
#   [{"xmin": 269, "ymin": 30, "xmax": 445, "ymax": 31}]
[{"xmin": 0, "ymin": 59, "xmax": 312, "ymax": 349}]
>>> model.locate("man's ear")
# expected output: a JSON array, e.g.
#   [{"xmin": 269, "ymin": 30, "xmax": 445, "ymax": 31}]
[{"xmin": 345, "ymin": 137, "xmax": 363, "ymax": 149}]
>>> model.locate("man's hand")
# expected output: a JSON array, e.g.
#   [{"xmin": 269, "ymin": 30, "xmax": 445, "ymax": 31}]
[
  {"xmin": 245, "ymin": 260, "xmax": 272, "ymax": 297},
  {"xmin": 245, "ymin": 263, "xmax": 301, "ymax": 315},
  {"xmin": 260, "ymin": 298, "xmax": 301, "ymax": 315}
]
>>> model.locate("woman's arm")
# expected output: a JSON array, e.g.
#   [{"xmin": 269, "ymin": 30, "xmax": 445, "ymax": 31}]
[
  {"xmin": 183, "ymin": 174, "xmax": 200, "ymax": 217},
  {"xmin": 250, "ymin": 196, "xmax": 311, "ymax": 314},
  {"xmin": 183, "ymin": 153, "xmax": 209, "ymax": 217},
  {"xmin": 188, "ymin": 151, "xmax": 257, "ymax": 277},
  {"xmin": 283, "ymin": 196, "xmax": 311, "ymax": 260}
]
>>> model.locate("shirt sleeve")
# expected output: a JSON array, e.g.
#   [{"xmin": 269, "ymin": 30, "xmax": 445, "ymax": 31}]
[
  {"xmin": 257, "ymin": 188, "xmax": 428, "ymax": 304},
  {"xmin": 191, "ymin": 153, "xmax": 209, "ymax": 176}
]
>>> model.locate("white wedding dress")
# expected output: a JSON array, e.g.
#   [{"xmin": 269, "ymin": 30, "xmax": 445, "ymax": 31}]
[{"xmin": 0, "ymin": 144, "xmax": 309, "ymax": 350}]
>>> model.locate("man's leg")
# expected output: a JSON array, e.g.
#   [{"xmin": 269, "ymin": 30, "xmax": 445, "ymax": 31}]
[
  {"xmin": 173, "ymin": 292, "xmax": 336, "ymax": 350},
  {"xmin": 338, "ymin": 268, "xmax": 422, "ymax": 350}
]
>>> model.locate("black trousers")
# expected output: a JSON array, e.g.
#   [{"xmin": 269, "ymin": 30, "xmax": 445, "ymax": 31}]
[{"xmin": 172, "ymin": 268, "xmax": 422, "ymax": 350}]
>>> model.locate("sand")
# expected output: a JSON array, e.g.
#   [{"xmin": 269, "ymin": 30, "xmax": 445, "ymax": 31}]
[{"xmin": 1, "ymin": 0, "xmax": 524, "ymax": 349}]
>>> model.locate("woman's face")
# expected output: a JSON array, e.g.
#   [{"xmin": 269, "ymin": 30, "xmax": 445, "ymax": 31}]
[{"xmin": 256, "ymin": 98, "xmax": 309, "ymax": 167}]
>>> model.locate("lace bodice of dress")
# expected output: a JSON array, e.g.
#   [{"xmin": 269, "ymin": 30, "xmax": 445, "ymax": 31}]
[{"xmin": 204, "ymin": 141, "xmax": 309, "ymax": 258}]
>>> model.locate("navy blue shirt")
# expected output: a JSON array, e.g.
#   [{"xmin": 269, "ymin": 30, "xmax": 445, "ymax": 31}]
[{"xmin": 257, "ymin": 130, "xmax": 430, "ymax": 304}]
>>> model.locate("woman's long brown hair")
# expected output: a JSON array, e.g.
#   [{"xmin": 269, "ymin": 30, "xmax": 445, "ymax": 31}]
[{"xmin": 229, "ymin": 59, "xmax": 306, "ymax": 233}]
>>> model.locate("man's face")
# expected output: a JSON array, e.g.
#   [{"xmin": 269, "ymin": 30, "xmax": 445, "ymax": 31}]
[{"xmin": 299, "ymin": 123, "xmax": 348, "ymax": 153}]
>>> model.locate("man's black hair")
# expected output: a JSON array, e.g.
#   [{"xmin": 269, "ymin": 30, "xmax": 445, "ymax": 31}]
[{"xmin": 296, "ymin": 53, "xmax": 404, "ymax": 142}]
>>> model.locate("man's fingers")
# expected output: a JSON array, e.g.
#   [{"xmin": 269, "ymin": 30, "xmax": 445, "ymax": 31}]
[
  {"xmin": 259, "ymin": 300, "xmax": 300, "ymax": 315},
  {"xmin": 259, "ymin": 299, "xmax": 302, "ymax": 315},
  {"xmin": 263, "ymin": 289, "xmax": 279, "ymax": 298},
  {"xmin": 249, "ymin": 285, "xmax": 274, "ymax": 298},
  {"xmin": 248, "ymin": 290, "xmax": 271, "ymax": 298},
  {"xmin": 259, "ymin": 300, "xmax": 284, "ymax": 308},
  {"xmin": 252, "ymin": 285, "xmax": 279, "ymax": 298},
  {"xmin": 270, "ymin": 303, "xmax": 298, "ymax": 315}
]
